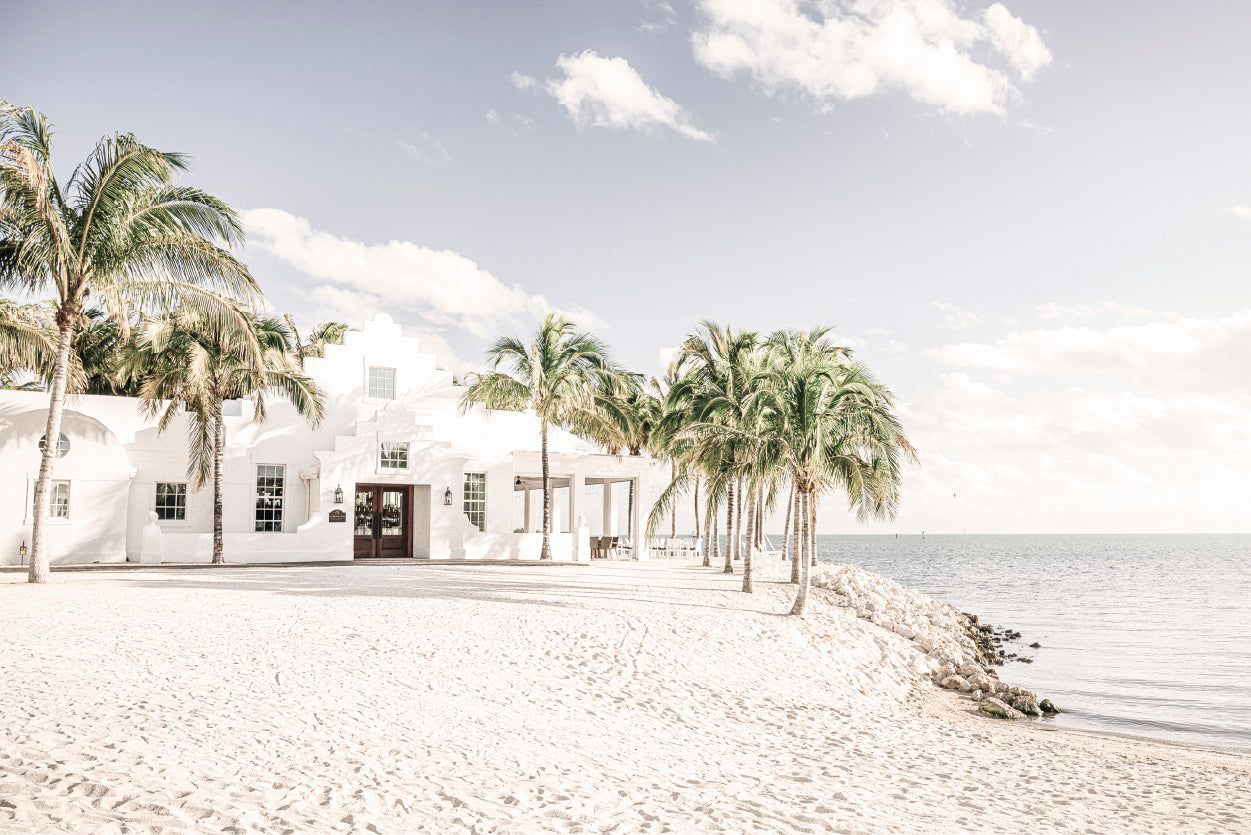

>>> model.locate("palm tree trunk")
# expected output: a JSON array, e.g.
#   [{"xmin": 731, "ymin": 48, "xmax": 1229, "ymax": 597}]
[
  {"xmin": 755, "ymin": 486, "xmax": 764, "ymax": 549},
  {"xmin": 790, "ymin": 490, "xmax": 811, "ymax": 617},
  {"xmin": 27, "ymin": 322, "xmax": 75, "ymax": 583},
  {"xmin": 540, "ymin": 421, "xmax": 552, "ymax": 559},
  {"xmin": 790, "ymin": 488, "xmax": 801, "ymax": 584},
  {"xmin": 702, "ymin": 491, "xmax": 714, "ymax": 568},
  {"xmin": 781, "ymin": 482, "xmax": 794, "ymax": 563},
  {"xmin": 723, "ymin": 480, "xmax": 734, "ymax": 574},
  {"xmin": 212, "ymin": 397, "xmax": 226, "ymax": 563},
  {"xmin": 733, "ymin": 474, "xmax": 743, "ymax": 561},
  {"xmin": 810, "ymin": 497, "xmax": 818, "ymax": 566},
  {"xmin": 693, "ymin": 477, "xmax": 700, "ymax": 541},
  {"xmin": 742, "ymin": 482, "xmax": 755, "ymax": 593},
  {"xmin": 710, "ymin": 501, "xmax": 720, "ymax": 567}
]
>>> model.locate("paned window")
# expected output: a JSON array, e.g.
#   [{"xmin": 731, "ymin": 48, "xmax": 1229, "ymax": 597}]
[
  {"xmin": 49, "ymin": 481, "xmax": 70, "ymax": 519},
  {"xmin": 39, "ymin": 433, "xmax": 70, "ymax": 458},
  {"xmin": 379, "ymin": 442, "xmax": 409, "ymax": 469},
  {"xmin": 255, "ymin": 465, "xmax": 285, "ymax": 532},
  {"xmin": 463, "ymin": 472, "xmax": 486, "ymax": 531},
  {"xmin": 367, "ymin": 366, "xmax": 396, "ymax": 400},
  {"xmin": 155, "ymin": 482, "xmax": 187, "ymax": 521}
]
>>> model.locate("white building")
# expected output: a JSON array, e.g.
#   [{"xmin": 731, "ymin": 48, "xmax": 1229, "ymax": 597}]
[{"xmin": 0, "ymin": 314, "xmax": 655, "ymax": 566}]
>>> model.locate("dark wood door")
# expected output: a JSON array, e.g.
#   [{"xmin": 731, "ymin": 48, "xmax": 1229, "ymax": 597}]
[{"xmin": 353, "ymin": 485, "xmax": 412, "ymax": 558}]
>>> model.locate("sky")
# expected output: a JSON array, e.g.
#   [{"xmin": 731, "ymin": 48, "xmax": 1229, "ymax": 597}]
[{"xmin": 6, "ymin": 0, "xmax": 1251, "ymax": 533}]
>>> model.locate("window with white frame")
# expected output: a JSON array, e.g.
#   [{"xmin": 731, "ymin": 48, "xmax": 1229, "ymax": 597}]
[
  {"xmin": 379, "ymin": 442, "xmax": 409, "ymax": 469},
  {"xmin": 155, "ymin": 482, "xmax": 187, "ymax": 521},
  {"xmin": 463, "ymin": 472, "xmax": 486, "ymax": 531},
  {"xmin": 255, "ymin": 465, "xmax": 285, "ymax": 532},
  {"xmin": 49, "ymin": 480, "xmax": 70, "ymax": 519},
  {"xmin": 367, "ymin": 366, "xmax": 396, "ymax": 400}
]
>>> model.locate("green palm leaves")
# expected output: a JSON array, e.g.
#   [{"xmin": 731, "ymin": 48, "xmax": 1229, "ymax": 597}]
[{"xmin": 649, "ymin": 322, "xmax": 916, "ymax": 614}]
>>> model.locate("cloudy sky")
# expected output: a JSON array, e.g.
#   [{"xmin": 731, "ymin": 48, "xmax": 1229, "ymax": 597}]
[{"xmin": 8, "ymin": 1, "xmax": 1251, "ymax": 533}]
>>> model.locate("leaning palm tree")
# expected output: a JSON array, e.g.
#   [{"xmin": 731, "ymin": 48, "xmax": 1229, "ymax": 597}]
[
  {"xmin": 460, "ymin": 313, "xmax": 623, "ymax": 559},
  {"xmin": 126, "ymin": 311, "xmax": 324, "ymax": 563},
  {"xmin": 0, "ymin": 104, "xmax": 260, "ymax": 582}
]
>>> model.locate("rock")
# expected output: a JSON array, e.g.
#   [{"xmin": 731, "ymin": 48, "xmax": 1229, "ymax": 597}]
[
  {"xmin": 933, "ymin": 663, "xmax": 956, "ymax": 683},
  {"xmin": 1017, "ymin": 657, "xmax": 1034, "ymax": 664},
  {"xmin": 970, "ymin": 688, "xmax": 982, "ymax": 702},
  {"xmin": 1009, "ymin": 695, "xmax": 1043, "ymax": 717},
  {"xmin": 968, "ymin": 672, "xmax": 994, "ymax": 692},
  {"xmin": 957, "ymin": 662, "xmax": 982, "ymax": 679},
  {"xmin": 1029, "ymin": 642, "xmax": 1042, "ymax": 649},
  {"xmin": 940, "ymin": 675, "xmax": 973, "ymax": 693},
  {"xmin": 1039, "ymin": 699, "xmax": 1061, "ymax": 714},
  {"xmin": 978, "ymin": 698, "xmax": 1026, "ymax": 720}
]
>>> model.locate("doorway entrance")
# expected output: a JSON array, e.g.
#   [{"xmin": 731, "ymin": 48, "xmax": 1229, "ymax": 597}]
[{"xmin": 353, "ymin": 484, "xmax": 412, "ymax": 558}]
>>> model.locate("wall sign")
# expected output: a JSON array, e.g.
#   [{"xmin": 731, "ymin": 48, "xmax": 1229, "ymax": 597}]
[{"xmin": 328, "ymin": 509, "xmax": 347, "ymax": 523}]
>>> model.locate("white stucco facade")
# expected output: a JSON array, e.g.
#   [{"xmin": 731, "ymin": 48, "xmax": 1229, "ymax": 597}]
[{"xmin": 0, "ymin": 314, "xmax": 655, "ymax": 566}]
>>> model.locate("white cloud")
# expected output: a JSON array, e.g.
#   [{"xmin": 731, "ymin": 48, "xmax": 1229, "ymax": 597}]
[
  {"xmin": 509, "ymin": 71, "xmax": 538, "ymax": 90},
  {"xmin": 926, "ymin": 309, "xmax": 1251, "ymax": 387},
  {"xmin": 486, "ymin": 109, "xmax": 536, "ymax": 136},
  {"xmin": 638, "ymin": 0, "xmax": 678, "ymax": 34},
  {"xmin": 545, "ymin": 50, "xmax": 715, "ymax": 142},
  {"xmin": 1228, "ymin": 206, "xmax": 1251, "ymax": 219},
  {"xmin": 1037, "ymin": 302, "xmax": 1094, "ymax": 320},
  {"xmin": 244, "ymin": 208, "xmax": 559, "ymax": 338},
  {"xmin": 690, "ymin": 0, "xmax": 1053, "ymax": 116},
  {"xmin": 931, "ymin": 301, "xmax": 982, "ymax": 329},
  {"xmin": 983, "ymin": 3, "xmax": 1053, "ymax": 82},
  {"xmin": 889, "ymin": 371, "xmax": 1251, "ymax": 533},
  {"xmin": 395, "ymin": 131, "xmax": 452, "ymax": 166}
]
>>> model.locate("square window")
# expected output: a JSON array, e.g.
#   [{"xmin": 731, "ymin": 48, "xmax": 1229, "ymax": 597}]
[
  {"xmin": 49, "ymin": 481, "xmax": 70, "ymax": 519},
  {"xmin": 255, "ymin": 465, "xmax": 285, "ymax": 532},
  {"xmin": 155, "ymin": 482, "xmax": 187, "ymax": 521},
  {"xmin": 463, "ymin": 472, "xmax": 486, "ymax": 531},
  {"xmin": 367, "ymin": 366, "xmax": 396, "ymax": 400},
  {"xmin": 379, "ymin": 442, "xmax": 409, "ymax": 469}
]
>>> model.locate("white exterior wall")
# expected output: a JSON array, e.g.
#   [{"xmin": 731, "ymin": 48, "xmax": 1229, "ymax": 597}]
[{"xmin": 0, "ymin": 313, "xmax": 654, "ymax": 566}]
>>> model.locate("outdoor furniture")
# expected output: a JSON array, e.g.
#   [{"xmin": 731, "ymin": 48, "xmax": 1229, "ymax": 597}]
[
  {"xmin": 605, "ymin": 536, "xmax": 620, "ymax": 559},
  {"xmin": 590, "ymin": 536, "xmax": 602, "ymax": 559}
]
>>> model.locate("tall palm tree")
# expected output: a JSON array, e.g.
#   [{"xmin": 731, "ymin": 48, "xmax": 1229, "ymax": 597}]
[
  {"xmin": 0, "ymin": 104, "xmax": 259, "ymax": 582},
  {"xmin": 655, "ymin": 322, "xmax": 760, "ymax": 575},
  {"xmin": 757, "ymin": 348, "xmax": 915, "ymax": 617},
  {"xmin": 127, "ymin": 311, "xmax": 324, "ymax": 563},
  {"xmin": 461, "ymin": 313, "xmax": 623, "ymax": 559}
]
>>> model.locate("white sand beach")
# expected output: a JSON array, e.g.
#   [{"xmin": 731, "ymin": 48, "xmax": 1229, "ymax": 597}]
[{"xmin": 1, "ymin": 560, "xmax": 1247, "ymax": 834}]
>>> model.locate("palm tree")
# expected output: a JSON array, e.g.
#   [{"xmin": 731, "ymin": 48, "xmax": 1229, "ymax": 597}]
[
  {"xmin": 284, "ymin": 316, "xmax": 352, "ymax": 370},
  {"xmin": 59, "ymin": 306, "xmax": 139, "ymax": 395},
  {"xmin": 0, "ymin": 104, "xmax": 260, "ymax": 582},
  {"xmin": 655, "ymin": 322, "xmax": 760, "ymax": 576},
  {"xmin": 461, "ymin": 313, "xmax": 623, "ymax": 559},
  {"xmin": 127, "ymin": 311, "xmax": 324, "ymax": 563},
  {"xmin": 754, "ymin": 342, "xmax": 915, "ymax": 617}
]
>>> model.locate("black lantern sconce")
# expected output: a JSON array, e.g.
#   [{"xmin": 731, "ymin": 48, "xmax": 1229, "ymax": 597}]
[
  {"xmin": 333, "ymin": 485, "xmax": 344, "ymax": 504},
  {"xmin": 19, "ymin": 540, "xmax": 27, "ymax": 565},
  {"xmin": 443, "ymin": 487, "xmax": 453, "ymax": 506}
]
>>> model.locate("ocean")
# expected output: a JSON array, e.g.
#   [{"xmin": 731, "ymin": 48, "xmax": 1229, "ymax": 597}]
[{"xmin": 810, "ymin": 534, "xmax": 1251, "ymax": 753}]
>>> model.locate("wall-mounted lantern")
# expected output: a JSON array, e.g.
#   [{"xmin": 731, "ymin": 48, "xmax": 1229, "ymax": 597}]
[
  {"xmin": 515, "ymin": 476, "xmax": 522, "ymax": 487},
  {"xmin": 443, "ymin": 487, "xmax": 454, "ymax": 506},
  {"xmin": 19, "ymin": 540, "xmax": 27, "ymax": 565},
  {"xmin": 333, "ymin": 485, "xmax": 344, "ymax": 504}
]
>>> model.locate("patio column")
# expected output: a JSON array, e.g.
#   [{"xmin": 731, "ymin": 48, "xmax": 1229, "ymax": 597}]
[
  {"xmin": 523, "ymin": 488, "xmax": 532, "ymax": 533},
  {"xmin": 569, "ymin": 470, "xmax": 586, "ymax": 559},
  {"xmin": 602, "ymin": 481, "xmax": 618, "ymax": 536},
  {"xmin": 632, "ymin": 475, "xmax": 647, "ymax": 560}
]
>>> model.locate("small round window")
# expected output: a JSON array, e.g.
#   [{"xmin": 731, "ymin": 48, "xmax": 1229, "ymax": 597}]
[{"xmin": 39, "ymin": 433, "xmax": 70, "ymax": 458}]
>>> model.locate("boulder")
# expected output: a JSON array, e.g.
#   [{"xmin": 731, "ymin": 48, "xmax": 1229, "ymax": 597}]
[
  {"xmin": 968, "ymin": 672, "xmax": 994, "ymax": 692},
  {"xmin": 970, "ymin": 688, "xmax": 982, "ymax": 702},
  {"xmin": 940, "ymin": 675, "xmax": 973, "ymax": 693},
  {"xmin": 978, "ymin": 698, "xmax": 1026, "ymax": 720},
  {"xmin": 1039, "ymin": 699, "xmax": 1061, "ymax": 714}
]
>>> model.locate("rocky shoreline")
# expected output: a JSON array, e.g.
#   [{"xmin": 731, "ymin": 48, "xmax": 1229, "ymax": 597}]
[{"xmin": 810, "ymin": 563, "xmax": 1060, "ymax": 721}]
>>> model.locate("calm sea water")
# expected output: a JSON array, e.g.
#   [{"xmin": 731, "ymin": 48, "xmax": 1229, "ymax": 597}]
[{"xmin": 809, "ymin": 534, "xmax": 1251, "ymax": 753}]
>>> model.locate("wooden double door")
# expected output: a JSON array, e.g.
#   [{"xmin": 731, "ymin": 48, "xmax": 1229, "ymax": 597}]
[{"xmin": 353, "ymin": 484, "xmax": 413, "ymax": 558}]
